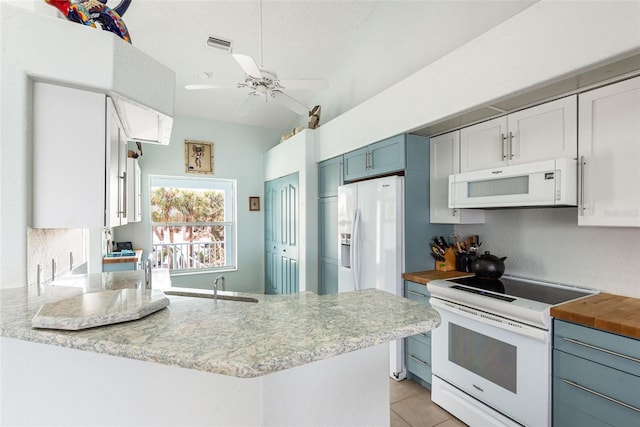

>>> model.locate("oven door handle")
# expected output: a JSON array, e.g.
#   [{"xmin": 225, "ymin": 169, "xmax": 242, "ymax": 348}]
[{"xmin": 430, "ymin": 298, "xmax": 549, "ymax": 342}]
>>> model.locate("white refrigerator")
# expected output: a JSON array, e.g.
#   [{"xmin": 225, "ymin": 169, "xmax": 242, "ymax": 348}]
[{"xmin": 337, "ymin": 175, "xmax": 406, "ymax": 380}]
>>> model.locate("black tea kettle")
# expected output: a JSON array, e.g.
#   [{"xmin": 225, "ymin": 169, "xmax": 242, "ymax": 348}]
[{"xmin": 471, "ymin": 251, "xmax": 507, "ymax": 279}]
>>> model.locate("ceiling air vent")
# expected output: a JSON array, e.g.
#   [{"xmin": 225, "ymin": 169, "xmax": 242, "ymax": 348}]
[{"xmin": 206, "ymin": 35, "xmax": 233, "ymax": 52}]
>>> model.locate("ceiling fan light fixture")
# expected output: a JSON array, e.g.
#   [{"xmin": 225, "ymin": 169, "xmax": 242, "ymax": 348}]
[{"xmin": 205, "ymin": 35, "xmax": 233, "ymax": 53}]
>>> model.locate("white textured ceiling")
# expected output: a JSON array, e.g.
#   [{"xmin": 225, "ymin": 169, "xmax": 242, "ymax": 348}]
[{"xmin": 98, "ymin": 1, "xmax": 537, "ymax": 131}]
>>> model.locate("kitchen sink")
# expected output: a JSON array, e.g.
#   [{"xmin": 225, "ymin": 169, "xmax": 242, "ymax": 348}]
[{"xmin": 162, "ymin": 290, "xmax": 259, "ymax": 303}]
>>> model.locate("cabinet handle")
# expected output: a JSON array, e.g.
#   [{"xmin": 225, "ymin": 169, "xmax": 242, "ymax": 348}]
[
  {"xmin": 407, "ymin": 290, "xmax": 426, "ymax": 298},
  {"xmin": 579, "ymin": 156, "xmax": 586, "ymax": 216},
  {"xmin": 366, "ymin": 151, "xmax": 371, "ymax": 170},
  {"xmin": 508, "ymin": 131, "xmax": 515, "ymax": 160},
  {"xmin": 562, "ymin": 337, "xmax": 640, "ymax": 363},
  {"xmin": 408, "ymin": 354, "xmax": 428, "ymax": 366},
  {"xmin": 118, "ymin": 171, "xmax": 127, "ymax": 216},
  {"xmin": 452, "ymin": 208, "xmax": 457, "ymax": 217},
  {"xmin": 501, "ymin": 133, "xmax": 507, "ymax": 160},
  {"xmin": 562, "ymin": 379, "xmax": 640, "ymax": 413}
]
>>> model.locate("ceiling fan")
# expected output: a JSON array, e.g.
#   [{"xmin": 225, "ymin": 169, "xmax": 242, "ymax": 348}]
[{"xmin": 185, "ymin": 0, "xmax": 328, "ymax": 116}]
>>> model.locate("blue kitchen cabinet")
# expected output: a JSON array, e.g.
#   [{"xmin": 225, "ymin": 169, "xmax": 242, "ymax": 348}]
[
  {"xmin": 318, "ymin": 155, "xmax": 343, "ymax": 198},
  {"xmin": 343, "ymin": 134, "xmax": 406, "ymax": 182},
  {"xmin": 552, "ymin": 319, "xmax": 640, "ymax": 427},
  {"xmin": 404, "ymin": 280, "xmax": 433, "ymax": 388},
  {"xmin": 318, "ymin": 155, "xmax": 342, "ymax": 295}
]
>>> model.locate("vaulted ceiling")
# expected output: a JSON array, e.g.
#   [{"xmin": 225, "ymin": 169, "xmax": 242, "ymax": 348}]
[
  {"xmin": 122, "ymin": 0, "xmax": 541, "ymax": 131},
  {"xmin": 39, "ymin": 0, "xmax": 538, "ymax": 131}
]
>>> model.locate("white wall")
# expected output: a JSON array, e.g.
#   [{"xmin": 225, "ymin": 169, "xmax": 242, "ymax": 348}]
[
  {"xmin": 455, "ymin": 209, "xmax": 640, "ymax": 298},
  {"xmin": 292, "ymin": 0, "xmax": 536, "ymax": 130},
  {"xmin": 264, "ymin": 130, "xmax": 319, "ymax": 293},
  {"xmin": 113, "ymin": 115, "xmax": 280, "ymax": 293}
]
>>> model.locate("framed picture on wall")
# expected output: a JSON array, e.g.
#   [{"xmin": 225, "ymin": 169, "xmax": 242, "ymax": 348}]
[
  {"xmin": 185, "ymin": 140, "xmax": 214, "ymax": 174},
  {"xmin": 249, "ymin": 196, "xmax": 260, "ymax": 211}
]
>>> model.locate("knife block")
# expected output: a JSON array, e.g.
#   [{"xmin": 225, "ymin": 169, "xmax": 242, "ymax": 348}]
[{"xmin": 435, "ymin": 247, "xmax": 456, "ymax": 272}]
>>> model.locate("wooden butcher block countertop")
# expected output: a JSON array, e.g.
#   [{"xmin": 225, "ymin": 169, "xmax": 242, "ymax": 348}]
[
  {"xmin": 403, "ymin": 270, "xmax": 472, "ymax": 286},
  {"xmin": 551, "ymin": 293, "xmax": 640, "ymax": 340}
]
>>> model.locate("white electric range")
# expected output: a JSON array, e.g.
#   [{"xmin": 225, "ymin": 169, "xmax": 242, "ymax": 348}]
[{"xmin": 428, "ymin": 275, "xmax": 597, "ymax": 427}]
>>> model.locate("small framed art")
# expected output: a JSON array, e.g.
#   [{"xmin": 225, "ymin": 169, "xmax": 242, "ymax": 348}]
[{"xmin": 249, "ymin": 196, "xmax": 260, "ymax": 211}]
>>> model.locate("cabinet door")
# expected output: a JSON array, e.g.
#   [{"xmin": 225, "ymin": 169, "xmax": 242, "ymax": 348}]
[
  {"xmin": 318, "ymin": 196, "xmax": 338, "ymax": 294},
  {"xmin": 343, "ymin": 146, "xmax": 368, "ymax": 182},
  {"xmin": 32, "ymin": 82, "xmax": 107, "ymax": 228},
  {"xmin": 368, "ymin": 134, "xmax": 406, "ymax": 175},
  {"xmin": 404, "ymin": 280, "xmax": 432, "ymax": 386},
  {"xmin": 430, "ymin": 132, "xmax": 459, "ymax": 223},
  {"xmin": 578, "ymin": 76, "xmax": 640, "ymax": 227},
  {"xmin": 107, "ymin": 99, "xmax": 128, "ymax": 227},
  {"xmin": 126, "ymin": 158, "xmax": 142, "ymax": 223},
  {"xmin": 459, "ymin": 116, "xmax": 508, "ymax": 172},
  {"xmin": 318, "ymin": 156, "xmax": 343, "ymax": 197},
  {"xmin": 429, "ymin": 132, "xmax": 485, "ymax": 224},
  {"xmin": 508, "ymin": 95, "xmax": 577, "ymax": 165}
]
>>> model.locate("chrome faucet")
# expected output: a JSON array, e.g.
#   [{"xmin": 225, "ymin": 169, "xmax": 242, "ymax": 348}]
[
  {"xmin": 213, "ymin": 275, "xmax": 225, "ymax": 299},
  {"xmin": 144, "ymin": 257, "xmax": 152, "ymax": 289}
]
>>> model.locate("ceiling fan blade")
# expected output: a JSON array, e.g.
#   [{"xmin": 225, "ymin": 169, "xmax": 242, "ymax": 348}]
[
  {"xmin": 232, "ymin": 54, "xmax": 264, "ymax": 79},
  {"xmin": 185, "ymin": 84, "xmax": 238, "ymax": 90},
  {"xmin": 278, "ymin": 79, "xmax": 329, "ymax": 91},
  {"xmin": 270, "ymin": 91, "xmax": 309, "ymax": 115},
  {"xmin": 234, "ymin": 93, "xmax": 260, "ymax": 116}
]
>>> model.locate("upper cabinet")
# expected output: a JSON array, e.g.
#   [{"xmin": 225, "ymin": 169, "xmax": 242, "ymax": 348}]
[
  {"xmin": 318, "ymin": 155, "xmax": 343, "ymax": 198},
  {"xmin": 33, "ymin": 82, "xmax": 129, "ymax": 228},
  {"xmin": 429, "ymin": 131, "xmax": 484, "ymax": 224},
  {"xmin": 460, "ymin": 96, "xmax": 577, "ymax": 172},
  {"xmin": 578, "ymin": 76, "xmax": 640, "ymax": 227},
  {"xmin": 343, "ymin": 134, "xmax": 406, "ymax": 181}
]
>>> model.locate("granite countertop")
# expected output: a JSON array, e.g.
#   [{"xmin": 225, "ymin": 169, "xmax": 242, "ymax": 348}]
[
  {"xmin": 551, "ymin": 293, "xmax": 640, "ymax": 340},
  {"xmin": 0, "ymin": 270, "xmax": 441, "ymax": 378},
  {"xmin": 403, "ymin": 270, "xmax": 472, "ymax": 285}
]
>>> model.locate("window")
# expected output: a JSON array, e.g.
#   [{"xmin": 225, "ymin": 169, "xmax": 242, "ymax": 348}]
[{"xmin": 149, "ymin": 176, "xmax": 236, "ymax": 274}]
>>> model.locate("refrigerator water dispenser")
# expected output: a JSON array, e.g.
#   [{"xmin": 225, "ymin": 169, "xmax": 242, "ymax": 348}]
[{"xmin": 340, "ymin": 233, "xmax": 351, "ymax": 268}]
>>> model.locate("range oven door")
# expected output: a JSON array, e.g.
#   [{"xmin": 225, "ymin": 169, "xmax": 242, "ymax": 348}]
[{"xmin": 430, "ymin": 298, "xmax": 551, "ymax": 427}]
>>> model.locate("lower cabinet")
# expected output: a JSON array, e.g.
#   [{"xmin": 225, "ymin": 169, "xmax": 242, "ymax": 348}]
[
  {"xmin": 405, "ymin": 280, "xmax": 432, "ymax": 388},
  {"xmin": 552, "ymin": 320, "xmax": 640, "ymax": 427}
]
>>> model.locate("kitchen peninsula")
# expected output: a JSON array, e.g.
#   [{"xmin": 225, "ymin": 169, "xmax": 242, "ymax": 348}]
[{"xmin": 0, "ymin": 270, "xmax": 440, "ymax": 426}]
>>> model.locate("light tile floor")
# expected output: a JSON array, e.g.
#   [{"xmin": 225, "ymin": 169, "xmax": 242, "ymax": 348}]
[{"xmin": 390, "ymin": 379, "xmax": 467, "ymax": 427}]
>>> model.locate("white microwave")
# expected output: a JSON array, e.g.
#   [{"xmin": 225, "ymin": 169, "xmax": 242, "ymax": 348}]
[{"xmin": 449, "ymin": 158, "xmax": 577, "ymax": 209}]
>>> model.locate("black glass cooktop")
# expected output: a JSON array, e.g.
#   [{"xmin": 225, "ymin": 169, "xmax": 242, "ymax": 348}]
[{"xmin": 450, "ymin": 276, "xmax": 591, "ymax": 305}]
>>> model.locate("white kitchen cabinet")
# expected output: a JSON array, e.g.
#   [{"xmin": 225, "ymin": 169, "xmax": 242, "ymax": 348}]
[
  {"xmin": 578, "ymin": 76, "xmax": 640, "ymax": 227},
  {"xmin": 33, "ymin": 82, "xmax": 128, "ymax": 228},
  {"xmin": 429, "ymin": 131, "xmax": 484, "ymax": 224},
  {"xmin": 460, "ymin": 96, "xmax": 577, "ymax": 172},
  {"xmin": 126, "ymin": 157, "xmax": 142, "ymax": 223}
]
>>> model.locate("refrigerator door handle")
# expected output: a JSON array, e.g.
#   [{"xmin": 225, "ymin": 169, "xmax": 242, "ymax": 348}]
[{"xmin": 351, "ymin": 209, "xmax": 361, "ymax": 291}]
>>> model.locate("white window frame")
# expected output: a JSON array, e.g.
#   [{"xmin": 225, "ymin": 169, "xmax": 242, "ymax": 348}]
[{"xmin": 149, "ymin": 175, "xmax": 237, "ymax": 275}]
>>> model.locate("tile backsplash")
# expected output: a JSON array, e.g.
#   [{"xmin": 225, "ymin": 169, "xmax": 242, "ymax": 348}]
[{"xmin": 27, "ymin": 228, "xmax": 86, "ymax": 286}]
